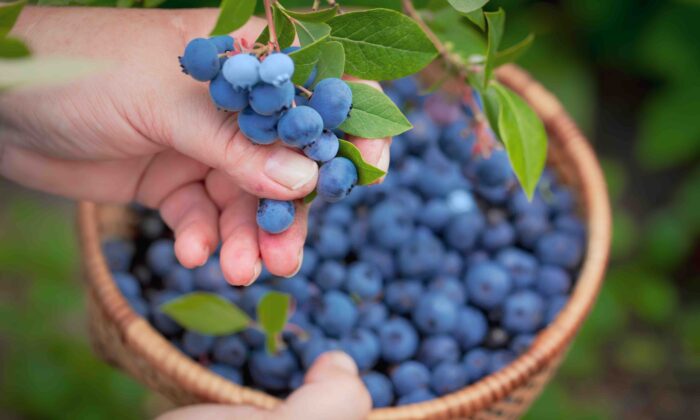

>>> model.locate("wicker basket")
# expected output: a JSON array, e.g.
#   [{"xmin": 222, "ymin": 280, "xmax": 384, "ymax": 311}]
[{"xmin": 78, "ymin": 65, "xmax": 611, "ymax": 419}]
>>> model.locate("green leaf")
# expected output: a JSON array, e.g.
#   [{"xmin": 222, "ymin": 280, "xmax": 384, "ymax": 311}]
[
  {"xmin": 482, "ymin": 85, "xmax": 500, "ymax": 133},
  {"xmin": 280, "ymin": 4, "xmax": 338, "ymax": 22},
  {"xmin": 0, "ymin": 37, "xmax": 30, "ymax": 58},
  {"xmin": 491, "ymin": 82, "xmax": 547, "ymax": 198},
  {"xmin": 483, "ymin": 8, "xmax": 505, "ymax": 89},
  {"xmin": 160, "ymin": 292, "xmax": 252, "ymax": 336},
  {"xmin": 328, "ymin": 9, "xmax": 437, "ymax": 80},
  {"xmin": 427, "ymin": 7, "xmax": 485, "ymax": 59},
  {"xmin": 463, "ymin": 9, "xmax": 486, "ymax": 31},
  {"xmin": 257, "ymin": 291, "xmax": 290, "ymax": 354},
  {"xmin": 446, "ymin": 0, "xmax": 489, "ymax": 14},
  {"xmin": 313, "ymin": 41, "xmax": 344, "ymax": 86},
  {"xmin": 116, "ymin": 0, "xmax": 134, "ymax": 7},
  {"xmin": 339, "ymin": 81, "xmax": 412, "ymax": 138},
  {"xmin": 289, "ymin": 43, "xmax": 322, "ymax": 86},
  {"xmin": 257, "ymin": 6, "xmax": 296, "ymax": 50},
  {"xmin": 143, "ymin": 0, "xmax": 166, "ymax": 8},
  {"xmin": 210, "ymin": 0, "xmax": 256, "ymax": 36},
  {"xmin": 337, "ymin": 139, "xmax": 386, "ymax": 185},
  {"xmin": 294, "ymin": 21, "xmax": 331, "ymax": 47},
  {"xmin": 303, "ymin": 190, "xmax": 317, "ymax": 204},
  {"xmin": 0, "ymin": 57, "xmax": 106, "ymax": 92},
  {"xmin": 0, "ymin": 0, "xmax": 26, "ymax": 39},
  {"xmin": 493, "ymin": 33, "xmax": 534, "ymax": 66}
]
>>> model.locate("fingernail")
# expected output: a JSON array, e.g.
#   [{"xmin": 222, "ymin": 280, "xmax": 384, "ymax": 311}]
[
  {"xmin": 198, "ymin": 246, "xmax": 210, "ymax": 266},
  {"xmin": 377, "ymin": 143, "xmax": 391, "ymax": 172},
  {"xmin": 265, "ymin": 148, "xmax": 317, "ymax": 190},
  {"xmin": 324, "ymin": 351, "xmax": 358, "ymax": 374},
  {"xmin": 245, "ymin": 259, "xmax": 262, "ymax": 286},
  {"xmin": 286, "ymin": 248, "xmax": 304, "ymax": 278}
]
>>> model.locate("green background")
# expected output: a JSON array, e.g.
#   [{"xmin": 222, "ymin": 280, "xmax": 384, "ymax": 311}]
[{"xmin": 2, "ymin": 0, "xmax": 699, "ymax": 418}]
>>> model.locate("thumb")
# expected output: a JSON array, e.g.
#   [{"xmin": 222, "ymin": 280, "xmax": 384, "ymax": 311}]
[{"xmin": 275, "ymin": 351, "xmax": 372, "ymax": 420}]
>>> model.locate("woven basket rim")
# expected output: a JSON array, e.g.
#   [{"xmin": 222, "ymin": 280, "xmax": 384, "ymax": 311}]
[{"xmin": 77, "ymin": 64, "xmax": 611, "ymax": 418}]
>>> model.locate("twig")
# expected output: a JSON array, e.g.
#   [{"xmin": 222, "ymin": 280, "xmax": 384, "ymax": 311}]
[
  {"xmin": 295, "ymin": 84, "xmax": 313, "ymax": 97},
  {"xmin": 264, "ymin": 0, "xmax": 280, "ymax": 51},
  {"xmin": 312, "ymin": 0, "xmax": 320, "ymax": 11}
]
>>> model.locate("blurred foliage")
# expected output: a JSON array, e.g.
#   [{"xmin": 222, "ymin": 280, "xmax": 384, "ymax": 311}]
[{"xmin": 4, "ymin": 0, "xmax": 700, "ymax": 419}]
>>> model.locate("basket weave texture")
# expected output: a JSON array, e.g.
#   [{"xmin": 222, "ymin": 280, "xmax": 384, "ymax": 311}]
[{"xmin": 78, "ymin": 65, "xmax": 612, "ymax": 419}]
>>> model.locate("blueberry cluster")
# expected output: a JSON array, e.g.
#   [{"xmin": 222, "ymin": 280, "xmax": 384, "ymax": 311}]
[
  {"xmin": 179, "ymin": 38, "xmax": 357, "ymax": 235},
  {"xmin": 103, "ymin": 76, "xmax": 586, "ymax": 408}
]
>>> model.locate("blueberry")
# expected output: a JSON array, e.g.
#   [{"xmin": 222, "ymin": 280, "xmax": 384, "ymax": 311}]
[
  {"xmin": 385, "ymin": 280, "xmax": 423, "ymax": 314},
  {"xmin": 453, "ymin": 306, "xmax": 488, "ymax": 350},
  {"xmin": 150, "ymin": 291, "xmax": 183, "ymax": 336},
  {"xmin": 362, "ymin": 371, "xmax": 394, "ymax": 408},
  {"xmin": 510, "ymin": 334, "xmax": 535, "ymax": 355},
  {"xmin": 180, "ymin": 38, "xmax": 220, "ymax": 81},
  {"xmin": 535, "ymin": 231, "xmax": 584, "ymax": 269},
  {"xmin": 281, "ymin": 46, "xmax": 316, "ymax": 87},
  {"xmin": 209, "ymin": 72, "xmax": 248, "ymax": 112},
  {"xmin": 323, "ymin": 203, "xmax": 354, "ymax": 227},
  {"xmin": 300, "ymin": 335, "xmax": 334, "ymax": 368},
  {"xmin": 463, "ymin": 348, "xmax": 490, "ymax": 382},
  {"xmin": 488, "ymin": 350, "xmax": 515, "ymax": 374},
  {"xmin": 514, "ymin": 213, "xmax": 550, "ymax": 249},
  {"xmin": 209, "ymin": 364, "xmax": 243, "ymax": 384},
  {"xmin": 358, "ymin": 302, "xmax": 389, "ymax": 331},
  {"xmin": 340, "ymin": 329, "xmax": 380, "ymax": 370},
  {"xmin": 249, "ymin": 349, "xmax": 298, "ymax": 391},
  {"xmin": 317, "ymin": 157, "xmax": 358, "ymax": 203},
  {"xmin": 288, "ymin": 372, "xmax": 304, "ymax": 390},
  {"xmin": 439, "ymin": 252, "xmax": 464, "ymax": 277},
  {"xmin": 445, "ymin": 189, "xmax": 477, "ymax": 214},
  {"xmin": 419, "ymin": 199, "xmax": 451, "ymax": 231},
  {"xmin": 395, "ymin": 157, "xmax": 423, "ymax": 188},
  {"xmin": 554, "ymin": 214, "xmax": 586, "ymax": 239},
  {"xmin": 113, "ymin": 272, "xmax": 140, "ymax": 298},
  {"xmin": 430, "ymin": 362, "xmax": 467, "ymax": 396},
  {"xmin": 418, "ymin": 335, "xmax": 460, "ymax": 368},
  {"xmin": 509, "ymin": 189, "xmax": 548, "ymax": 216},
  {"xmin": 496, "ymin": 248, "xmax": 538, "ymax": 289},
  {"xmin": 550, "ymin": 187, "xmax": 576, "ymax": 214},
  {"xmin": 392, "ymin": 76, "xmax": 419, "ymax": 99},
  {"xmin": 303, "ymin": 129, "xmax": 339, "ymax": 162},
  {"xmin": 439, "ymin": 118, "xmax": 475, "ymax": 163},
  {"xmin": 427, "ymin": 276, "xmax": 466, "ymax": 305},
  {"xmin": 313, "ymin": 291, "xmax": 357, "ymax": 337},
  {"xmin": 413, "ymin": 292, "xmax": 457, "ymax": 334},
  {"xmin": 238, "ymin": 107, "xmax": 279, "ymax": 145},
  {"xmin": 390, "ymin": 137, "xmax": 407, "ymax": 162},
  {"xmin": 181, "ymin": 331, "xmax": 214, "ymax": 358},
  {"xmin": 391, "ymin": 361, "xmax": 430, "ymax": 396},
  {"xmin": 388, "ymin": 189, "xmax": 423, "ymax": 219},
  {"xmin": 127, "ymin": 295, "xmax": 149, "ymax": 318},
  {"xmin": 545, "ymin": 295, "xmax": 568, "ymax": 323},
  {"xmin": 212, "ymin": 335, "xmax": 248, "ymax": 367},
  {"xmin": 241, "ymin": 327, "xmax": 266, "ymax": 349},
  {"xmin": 369, "ymin": 201, "xmax": 414, "ymax": 250},
  {"xmin": 358, "ymin": 246, "xmax": 396, "ymax": 280},
  {"xmin": 274, "ymin": 275, "xmax": 311, "ymax": 304},
  {"xmin": 314, "ymin": 260, "xmax": 346, "ymax": 291},
  {"xmin": 474, "ymin": 150, "xmax": 513, "ymax": 187},
  {"xmin": 424, "ymin": 93, "xmax": 462, "ymax": 125},
  {"xmin": 222, "ymin": 53, "xmax": 260, "ymax": 90},
  {"xmin": 464, "ymin": 261, "xmax": 512, "ymax": 309},
  {"xmin": 346, "ymin": 262, "xmax": 383, "ymax": 300},
  {"xmin": 537, "ymin": 265, "xmax": 572, "ymax": 296},
  {"xmin": 145, "ymin": 238, "xmax": 175, "ymax": 277},
  {"xmin": 397, "ymin": 388, "xmax": 435, "ymax": 405},
  {"xmin": 259, "ymin": 53, "xmax": 295, "ymax": 87},
  {"xmin": 193, "ymin": 256, "xmax": 227, "ymax": 291},
  {"xmin": 249, "ymin": 81, "xmax": 294, "ymax": 115},
  {"xmin": 216, "ymin": 286, "xmax": 242, "ymax": 306},
  {"xmin": 256, "ymin": 199, "xmax": 295, "ymax": 234},
  {"xmin": 277, "ymin": 105, "xmax": 324, "ymax": 148},
  {"xmin": 102, "ymin": 239, "xmax": 135, "ymax": 272},
  {"xmin": 482, "ymin": 221, "xmax": 516, "ymax": 252},
  {"xmin": 503, "ymin": 291, "xmax": 545, "ymax": 334},
  {"xmin": 379, "ymin": 318, "xmax": 419, "ymax": 363},
  {"xmin": 309, "ymin": 78, "xmax": 352, "ymax": 129},
  {"xmin": 138, "ymin": 213, "xmax": 165, "ymax": 240},
  {"xmin": 164, "ymin": 265, "xmax": 195, "ymax": 293},
  {"xmin": 445, "ymin": 211, "xmax": 485, "ymax": 252},
  {"xmin": 476, "ymin": 184, "xmax": 510, "ymax": 205},
  {"xmin": 314, "ymin": 224, "xmax": 350, "ymax": 259},
  {"xmin": 404, "ymin": 111, "xmax": 439, "ymax": 153},
  {"xmin": 298, "ymin": 246, "xmax": 318, "ymax": 277},
  {"xmin": 398, "ymin": 227, "xmax": 445, "ymax": 278},
  {"xmin": 208, "ymin": 35, "xmax": 234, "ymax": 53},
  {"xmin": 240, "ymin": 284, "xmax": 270, "ymax": 317}
]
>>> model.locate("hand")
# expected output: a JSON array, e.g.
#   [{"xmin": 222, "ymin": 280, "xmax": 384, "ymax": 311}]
[
  {"xmin": 0, "ymin": 7, "xmax": 390, "ymax": 284},
  {"xmin": 156, "ymin": 351, "xmax": 371, "ymax": 420}
]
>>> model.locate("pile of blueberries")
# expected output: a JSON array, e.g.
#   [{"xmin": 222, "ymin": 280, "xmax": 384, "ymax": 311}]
[
  {"xmin": 103, "ymin": 75, "xmax": 586, "ymax": 408},
  {"xmin": 179, "ymin": 36, "xmax": 357, "ymax": 234}
]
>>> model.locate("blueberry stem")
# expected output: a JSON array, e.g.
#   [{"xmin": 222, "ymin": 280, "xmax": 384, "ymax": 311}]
[
  {"xmin": 264, "ymin": 0, "xmax": 280, "ymax": 51},
  {"xmin": 295, "ymin": 84, "xmax": 313, "ymax": 97}
]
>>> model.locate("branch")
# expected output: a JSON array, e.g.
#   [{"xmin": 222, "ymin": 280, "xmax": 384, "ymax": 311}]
[{"xmin": 264, "ymin": 0, "xmax": 280, "ymax": 51}]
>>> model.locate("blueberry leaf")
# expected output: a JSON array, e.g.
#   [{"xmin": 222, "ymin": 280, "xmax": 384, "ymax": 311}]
[
  {"xmin": 494, "ymin": 33, "xmax": 534, "ymax": 66},
  {"xmin": 491, "ymin": 82, "xmax": 547, "ymax": 199},
  {"xmin": 294, "ymin": 21, "xmax": 331, "ymax": 47},
  {"xmin": 483, "ymin": 8, "xmax": 505, "ymax": 89},
  {"xmin": 0, "ymin": 0, "xmax": 26, "ymax": 39},
  {"xmin": 160, "ymin": 292, "xmax": 252, "ymax": 335},
  {"xmin": 328, "ymin": 9, "xmax": 437, "ymax": 80},
  {"xmin": 142, "ymin": 0, "xmax": 166, "ymax": 8},
  {"xmin": 463, "ymin": 8, "xmax": 486, "ymax": 31},
  {"xmin": 257, "ymin": 291, "xmax": 291, "ymax": 354},
  {"xmin": 339, "ymin": 82, "xmax": 412, "ymax": 138},
  {"xmin": 313, "ymin": 41, "xmax": 344, "ymax": 86},
  {"xmin": 289, "ymin": 43, "xmax": 322, "ymax": 86},
  {"xmin": 0, "ymin": 37, "xmax": 30, "ymax": 58},
  {"xmin": 210, "ymin": 0, "xmax": 256, "ymax": 36},
  {"xmin": 337, "ymin": 139, "xmax": 386, "ymax": 185},
  {"xmin": 303, "ymin": 190, "xmax": 317, "ymax": 204},
  {"xmin": 446, "ymin": 0, "xmax": 489, "ymax": 14},
  {"xmin": 257, "ymin": 6, "xmax": 296, "ymax": 50},
  {"xmin": 482, "ymin": 84, "xmax": 501, "ymax": 133},
  {"xmin": 280, "ymin": 4, "xmax": 339, "ymax": 22},
  {"xmin": 427, "ymin": 7, "xmax": 485, "ymax": 59}
]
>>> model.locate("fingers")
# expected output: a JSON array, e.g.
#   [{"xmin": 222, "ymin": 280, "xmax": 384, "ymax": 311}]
[
  {"xmin": 277, "ymin": 352, "xmax": 372, "ymax": 420},
  {"xmin": 159, "ymin": 182, "xmax": 219, "ymax": 268},
  {"xmin": 258, "ymin": 203, "xmax": 309, "ymax": 278},
  {"xmin": 219, "ymin": 197, "xmax": 262, "ymax": 286}
]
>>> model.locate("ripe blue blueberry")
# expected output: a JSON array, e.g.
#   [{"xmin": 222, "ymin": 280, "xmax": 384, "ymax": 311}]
[
  {"xmin": 418, "ymin": 335, "xmax": 460, "ymax": 368},
  {"xmin": 209, "ymin": 72, "xmax": 248, "ymax": 112},
  {"xmin": 212, "ymin": 335, "xmax": 248, "ymax": 367},
  {"xmin": 274, "ymin": 275, "xmax": 311, "ymax": 305},
  {"xmin": 208, "ymin": 35, "xmax": 234, "ymax": 53},
  {"xmin": 277, "ymin": 105, "xmax": 324, "ymax": 148},
  {"xmin": 102, "ymin": 239, "xmax": 134, "ymax": 272},
  {"xmin": 313, "ymin": 290, "xmax": 357, "ymax": 337},
  {"xmin": 303, "ymin": 129, "xmax": 339, "ymax": 162},
  {"xmin": 181, "ymin": 331, "xmax": 214, "ymax": 358},
  {"xmin": 127, "ymin": 295, "xmax": 149, "ymax": 318},
  {"xmin": 397, "ymin": 388, "xmax": 436, "ymax": 406},
  {"xmin": 413, "ymin": 292, "xmax": 458, "ymax": 334},
  {"xmin": 249, "ymin": 349, "xmax": 298, "ymax": 391},
  {"xmin": 390, "ymin": 361, "xmax": 430, "ymax": 397},
  {"xmin": 385, "ymin": 280, "xmax": 423, "ymax": 315},
  {"xmin": 238, "ymin": 107, "xmax": 279, "ymax": 145},
  {"xmin": 465, "ymin": 261, "xmax": 512, "ymax": 309},
  {"xmin": 439, "ymin": 251, "xmax": 464, "ymax": 277},
  {"xmin": 164, "ymin": 265, "xmax": 195, "ymax": 293},
  {"xmin": 362, "ymin": 371, "xmax": 394, "ymax": 408},
  {"xmin": 427, "ymin": 276, "xmax": 466, "ymax": 305},
  {"xmin": 145, "ymin": 238, "xmax": 175, "ymax": 277},
  {"xmin": 419, "ymin": 199, "xmax": 452, "ymax": 231},
  {"xmin": 379, "ymin": 317, "xmax": 419, "ymax": 363},
  {"xmin": 463, "ymin": 348, "xmax": 490, "ymax": 382},
  {"xmin": 323, "ymin": 203, "xmax": 354, "ymax": 227},
  {"xmin": 358, "ymin": 302, "xmax": 389, "ymax": 331},
  {"xmin": 502, "ymin": 290, "xmax": 545, "ymax": 334},
  {"xmin": 398, "ymin": 227, "xmax": 445, "ymax": 278},
  {"xmin": 392, "ymin": 76, "xmax": 419, "ymax": 99},
  {"xmin": 496, "ymin": 248, "xmax": 538, "ymax": 289},
  {"xmin": 317, "ymin": 157, "xmax": 358, "ymax": 203},
  {"xmin": 439, "ymin": 118, "xmax": 475, "ymax": 164},
  {"xmin": 180, "ymin": 38, "xmax": 220, "ymax": 81},
  {"xmin": 358, "ymin": 246, "xmax": 396, "ymax": 280},
  {"xmin": 554, "ymin": 214, "xmax": 587, "ymax": 239},
  {"xmin": 509, "ymin": 190, "xmax": 548, "ymax": 216},
  {"xmin": 193, "ymin": 256, "xmax": 227, "ymax": 291},
  {"xmin": 535, "ymin": 231, "xmax": 584, "ymax": 269},
  {"xmin": 430, "ymin": 362, "xmax": 467, "ymax": 396},
  {"xmin": 404, "ymin": 111, "xmax": 439, "ymax": 153},
  {"xmin": 240, "ymin": 284, "xmax": 270, "ymax": 317},
  {"xmin": 488, "ymin": 350, "xmax": 515, "ymax": 374},
  {"xmin": 314, "ymin": 224, "xmax": 350, "ymax": 259},
  {"xmin": 259, "ymin": 53, "xmax": 295, "ymax": 87},
  {"xmin": 515, "ymin": 213, "xmax": 551, "ymax": 249},
  {"xmin": 346, "ymin": 261, "xmax": 383, "ymax": 300},
  {"xmin": 340, "ymin": 329, "xmax": 380, "ymax": 370},
  {"xmin": 314, "ymin": 260, "xmax": 346, "ymax": 291},
  {"xmin": 309, "ymin": 78, "xmax": 352, "ymax": 129},
  {"xmin": 369, "ymin": 201, "xmax": 414, "ymax": 250},
  {"xmin": 113, "ymin": 272, "xmax": 140, "ymax": 298},
  {"xmin": 222, "ymin": 53, "xmax": 260, "ymax": 90},
  {"xmin": 546, "ymin": 294, "xmax": 568, "ymax": 323},
  {"xmin": 256, "ymin": 199, "xmax": 295, "ymax": 234},
  {"xmin": 482, "ymin": 221, "xmax": 516, "ymax": 252},
  {"xmin": 537, "ymin": 265, "xmax": 572, "ymax": 296},
  {"xmin": 453, "ymin": 306, "xmax": 488, "ymax": 350},
  {"xmin": 249, "ymin": 81, "xmax": 294, "ymax": 115},
  {"xmin": 298, "ymin": 246, "xmax": 318, "ymax": 277},
  {"xmin": 445, "ymin": 211, "xmax": 485, "ymax": 252},
  {"xmin": 474, "ymin": 149, "xmax": 513, "ymax": 187},
  {"xmin": 510, "ymin": 334, "xmax": 535, "ymax": 355},
  {"xmin": 209, "ymin": 364, "xmax": 243, "ymax": 385}
]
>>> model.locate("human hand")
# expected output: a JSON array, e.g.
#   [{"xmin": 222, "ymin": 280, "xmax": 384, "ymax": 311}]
[
  {"xmin": 156, "ymin": 351, "xmax": 371, "ymax": 420},
  {"xmin": 0, "ymin": 7, "xmax": 390, "ymax": 284}
]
